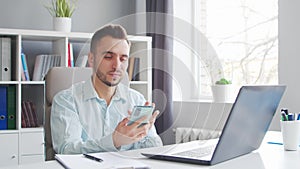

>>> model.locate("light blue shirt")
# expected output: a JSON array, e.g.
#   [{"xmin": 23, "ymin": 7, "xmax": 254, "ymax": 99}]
[{"xmin": 51, "ymin": 78, "xmax": 162, "ymax": 154}]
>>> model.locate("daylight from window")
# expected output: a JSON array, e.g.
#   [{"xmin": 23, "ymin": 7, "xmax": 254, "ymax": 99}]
[{"xmin": 173, "ymin": 0, "xmax": 278, "ymax": 101}]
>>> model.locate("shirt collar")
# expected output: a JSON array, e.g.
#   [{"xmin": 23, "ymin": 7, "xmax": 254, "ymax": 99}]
[
  {"xmin": 113, "ymin": 83, "xmax": 129, "ymax": 103},
  {"xmin": 83, "ymin": 78, "xmax": 128, "ymax": 103},
  {"xmin": 83, "ymin": 77, "xmax": 98, "ymax": 101}
]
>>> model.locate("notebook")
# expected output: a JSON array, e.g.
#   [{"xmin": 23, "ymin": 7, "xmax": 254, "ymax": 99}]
[{"xmin": 142, "ymin": 85, "xmax": 286, "ymax": 165}]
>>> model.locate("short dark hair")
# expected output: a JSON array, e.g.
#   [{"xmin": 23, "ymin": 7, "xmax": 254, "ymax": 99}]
[{"xmin": 90, "ymin": 24, "xmax": 130, "ymax": 53}]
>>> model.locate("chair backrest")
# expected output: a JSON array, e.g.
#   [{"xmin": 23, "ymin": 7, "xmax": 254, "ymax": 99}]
[{"xmin": 44, "ymin": 67, "xmax": 92, "ymax": 160}]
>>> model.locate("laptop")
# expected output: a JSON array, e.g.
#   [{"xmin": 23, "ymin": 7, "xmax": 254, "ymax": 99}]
[{"xmin": 142, "ymin": 85, "xmax": 286, "ymax": 165}]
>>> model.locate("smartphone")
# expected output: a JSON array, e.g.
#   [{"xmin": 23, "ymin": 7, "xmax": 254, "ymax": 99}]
[{"xmin": 127, "ymin": 106, "xmax": 154, "ymax": 126}]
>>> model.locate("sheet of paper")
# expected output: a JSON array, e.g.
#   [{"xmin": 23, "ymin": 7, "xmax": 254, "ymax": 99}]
[{"xmin": 55, "ymin": 152, "xmax": 149, "ymax": 169}]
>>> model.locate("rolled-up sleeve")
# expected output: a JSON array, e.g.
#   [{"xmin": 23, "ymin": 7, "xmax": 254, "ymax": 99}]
[{"xmin": 51, "ymin": 91, "xmax": 118, "ymax": 154}]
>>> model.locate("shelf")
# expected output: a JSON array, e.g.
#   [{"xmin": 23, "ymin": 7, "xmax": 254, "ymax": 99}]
[
  {"xmin": 130, "ymin": 81, "xmax": 148, "ymax": 85},
  {"xmin": 0, "ymin": 28, "xmax": 92, "ymax": 41},
  {"xmin": 0, "ymin": 28, "xmax": 152, "ymax": 164},
  {"xmin": 128, "ymin": 35, "xmax": 152, "ymax": 42},
  {"xmin": 0, "ymin": 130, "xmax": 19, "ymax": 134},
  {"xmin": 20, "ymin": 127, "xmax": 44, "ymax": 133},
  {"xmin": 0, "ymin": 81, "xmax": 19, "ymax": 85},
  {"xmin": 20, "ymin": 81, "xmax": 45, "ymax": 85}
]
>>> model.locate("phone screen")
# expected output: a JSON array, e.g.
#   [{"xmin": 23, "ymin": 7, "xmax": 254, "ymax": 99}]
[{"xmin": 127, "ymin": 106, "xmax": 154, "ymax": 126}]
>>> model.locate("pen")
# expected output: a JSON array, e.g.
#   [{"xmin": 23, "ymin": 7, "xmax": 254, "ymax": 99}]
[
  {"xmin": 267, "ymin": 141, "xmax": 283, "ymax": 145},
  {"xmin": 281, "ymin": 112, "xmax": 287, "ymax": 121},
  {"xmin": 267, "ymin": 142, "xmax": 300, "ymax": 147},
  {"xmin": 281, "ymin": 108, "xmax": 288, "ymax": 116},
  {"xmin": 287, "ymin": 114, "xmax": 294, "ymax": 121},
  {"xmin": 83, "ymin": 154, "xmax": 103, "ymax": 162}
]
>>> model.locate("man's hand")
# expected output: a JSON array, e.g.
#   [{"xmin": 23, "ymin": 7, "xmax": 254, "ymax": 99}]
[
  {"xmin": 112, "ymin": 116, "xmax": 150, "ymax": 148},
  {"xmin": 142, "ymin": 102, "xmax": 160, "ymax": 130},
  {"xmin": 112, "ymin": 101, "xmax": 160, "ymax": 148}
]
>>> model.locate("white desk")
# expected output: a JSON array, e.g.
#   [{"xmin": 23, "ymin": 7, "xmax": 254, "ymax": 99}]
[{"xmin": 1, "ymin": 131, "xmax": 299, "ymax": 169}]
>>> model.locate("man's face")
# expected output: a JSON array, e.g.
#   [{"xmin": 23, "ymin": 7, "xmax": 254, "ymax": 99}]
[{"xmin": 91, "ymin": 36, "xmax": 130, "ymax": 87}]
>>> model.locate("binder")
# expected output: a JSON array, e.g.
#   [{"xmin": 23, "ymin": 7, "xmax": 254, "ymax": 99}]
[
  {"xmin": 21, "ymin": 52, "xmax": 30, "ymax": 81},
  {"xmin": 21, "ymin": 65, "xmax": 26, "ymax": 81},
  {"xmin": 132, "ymin": 57, "xmax": 140, "ymax": 81},
  {"xmin": 54, "ymin": 55, "xmax": 61, "ymax": 66},
  {"xmin": 0, "ymin": 37, "xmax": 11, "ymax": 81},
  {"xmin": 68, "ymin": 43, "xmax": 74, "ymax": 67},
  {"xmin": 0, "ymin": 86, "xmax": 7, "ymax": 130},
  {"xmin": 33, "ymin": 55, "xmax": 61, "ymax": 81},
  {"xmin": 127, "ymin": 56, "xmax": 135, "ymax": 80},
  {"xmin": 41, "ymin": 55, "xmax": 51, "ymax": 80},
  {"xmin": 7, "ymin": 85, "xmax": 16, "ymax": 129},
  {"xmin": 32, "ymin": 55, "xmax": 45, "ymax": 81}
]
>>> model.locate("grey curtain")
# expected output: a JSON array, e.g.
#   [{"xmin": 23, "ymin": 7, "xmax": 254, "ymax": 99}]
[{"xmin": 146, "ymin": 0, "xmax": 173, "ymax": 144}]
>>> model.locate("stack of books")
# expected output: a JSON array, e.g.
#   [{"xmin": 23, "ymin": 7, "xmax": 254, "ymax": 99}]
[{"xmin": 21, "ymin": 101, "xmax": 38, "ymax": 128}]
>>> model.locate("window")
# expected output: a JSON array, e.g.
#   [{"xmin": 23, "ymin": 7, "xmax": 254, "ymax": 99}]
[{"xmin": 173, "ymin": 0, "xmax": 278, "ymax": 101}]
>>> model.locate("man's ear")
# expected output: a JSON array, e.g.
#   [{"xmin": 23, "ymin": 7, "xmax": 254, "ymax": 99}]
[{"xmin": 87, "ymin": 52, "xmax": 94, "ymax": 67}]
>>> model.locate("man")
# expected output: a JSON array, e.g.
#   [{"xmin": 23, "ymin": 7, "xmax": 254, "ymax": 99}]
[{"xmin": 51, "ymin": 24, "xmax": 162, "ymax": 154}]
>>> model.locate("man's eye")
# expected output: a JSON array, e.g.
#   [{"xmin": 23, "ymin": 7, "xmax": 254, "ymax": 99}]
[
  {"xmin": 121, "ymin": 56, "xmax": 128, "ymax": 62},
  {"xmin": 104, "ymin": 54, "xmax": 113, "ymax": 59}
]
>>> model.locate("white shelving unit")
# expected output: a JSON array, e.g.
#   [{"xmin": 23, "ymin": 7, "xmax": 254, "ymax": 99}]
[{"xmin": 0, "ymin": 28, "xmax": 152, "ymax": 166}]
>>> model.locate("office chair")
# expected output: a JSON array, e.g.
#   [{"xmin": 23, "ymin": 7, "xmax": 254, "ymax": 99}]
[{"xmin": 44, "ymin": 67, "xmax": 92, "ymax": 160}]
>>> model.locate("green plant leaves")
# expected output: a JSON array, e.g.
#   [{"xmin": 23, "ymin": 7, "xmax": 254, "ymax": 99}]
[
  {"xmin": 215, "ymin": 78, "xmax": 232, "ymax": 85},
  {"xmin": 45, "ymin": 0, "xmax": 77, "ymax": 17}
]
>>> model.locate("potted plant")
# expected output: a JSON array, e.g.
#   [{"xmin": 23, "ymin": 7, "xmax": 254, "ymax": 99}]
[
  {"xmin": 45, "ymin": 0, "xmax": 77, "ymax": 32},
  {"xmin": 211, "ymin": 78, "xmax": 233, "ymax": 103}
]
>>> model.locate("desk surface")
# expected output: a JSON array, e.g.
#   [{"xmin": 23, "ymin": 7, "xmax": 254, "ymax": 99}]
[{"xmin": 2, "ymin": 131, "xmax": 299, "ymax": 169}]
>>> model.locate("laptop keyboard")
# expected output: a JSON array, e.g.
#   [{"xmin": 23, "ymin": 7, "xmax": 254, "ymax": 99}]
[{"xmin": 172, "ymin": 145, "xmax": 214, "ymax": 159}]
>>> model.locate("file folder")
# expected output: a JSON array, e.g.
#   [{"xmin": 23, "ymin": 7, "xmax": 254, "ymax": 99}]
[
  {"xmin": 21, "ymin": 52, "xmax": 30, "ymax": 81},
  {"xmin": 0, "ymin": 86, "xmax": 7, "ymax": 130},
  {"xmin": 32, "ymin": 55, "xmax": 45, "ymax": 81},
  {"xmin": 7, "ymin": 85, "xmax": 16, "ymax": 129},
  {"xmin": 0, "ymin": 38, "xmax": 11, "ymax": 81}
]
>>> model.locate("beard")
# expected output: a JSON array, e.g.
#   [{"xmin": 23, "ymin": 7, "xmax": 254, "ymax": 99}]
[{"xmin": 95, "ymin": 69, "xmax": 122, "ymax": 87}]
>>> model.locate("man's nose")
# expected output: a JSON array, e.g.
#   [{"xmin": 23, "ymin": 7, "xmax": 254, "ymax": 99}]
[{"xmin": 112, "ymin": 56, "xmax": 122, "ymax": 68}]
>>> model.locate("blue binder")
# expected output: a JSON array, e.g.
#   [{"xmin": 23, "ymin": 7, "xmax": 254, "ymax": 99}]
[
  {"xmin": 0, "ymin": 86, "xmax": 7, "ymax": 129},
  {"xmin": 21, "ymin": 52, "xmax": 30, "ymax": 81}
]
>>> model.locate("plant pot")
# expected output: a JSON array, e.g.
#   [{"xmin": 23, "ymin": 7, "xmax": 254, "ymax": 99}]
[
  {"xmin": 53, "ymin": 17, "xmax": 72, "ymax": 32},
  {"xmin": 211, "ymin": 84, "xmax": 233, "ymax": 103}
]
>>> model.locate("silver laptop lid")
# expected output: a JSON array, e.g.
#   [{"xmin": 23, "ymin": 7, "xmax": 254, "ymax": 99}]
[{"xmin": 211, "ymin": 85, "xmax": 286, "ymax": 165}]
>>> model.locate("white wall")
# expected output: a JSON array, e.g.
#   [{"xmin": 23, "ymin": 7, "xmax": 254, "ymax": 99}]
[
  {"xmin": 0, "ymin": 0, "xmax": 136, "ymax": 34},
  {"xmin": 270, "ymin": 0, "xmax": 300, "ymax": 131}
]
